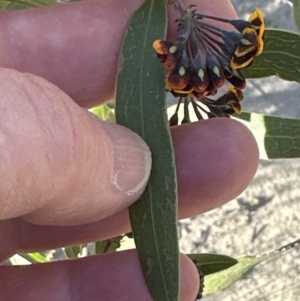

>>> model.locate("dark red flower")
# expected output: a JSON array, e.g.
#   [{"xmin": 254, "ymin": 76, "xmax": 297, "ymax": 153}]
[{"xmin": 153, "ymin": 5, "xmax": 265, "ymax": 124}]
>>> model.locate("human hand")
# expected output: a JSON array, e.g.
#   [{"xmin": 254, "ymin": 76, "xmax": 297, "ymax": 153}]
[{"xmin": 0, "ymin": 0, "xmax": 259, "ymax": 300}]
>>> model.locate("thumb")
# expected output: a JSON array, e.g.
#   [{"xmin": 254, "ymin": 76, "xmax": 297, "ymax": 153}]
[{"xmin": 0, "ymin": 68, "xmax": 151, "ymax": 226}]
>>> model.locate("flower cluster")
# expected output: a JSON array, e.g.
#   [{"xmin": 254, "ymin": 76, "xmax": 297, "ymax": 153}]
[{"xmin": 153, "ymin": 5, "xmax": 265, "ymax": 124}]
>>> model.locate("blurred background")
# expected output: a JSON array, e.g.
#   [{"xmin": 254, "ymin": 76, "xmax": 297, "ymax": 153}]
[{"xmin": 179, "ymin": 1, "xmax": 300, "ymax": 300}]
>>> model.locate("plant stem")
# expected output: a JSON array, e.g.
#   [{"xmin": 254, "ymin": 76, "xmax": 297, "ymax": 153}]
[{"xmin": 173, "ymin": 0, "xmax": 186, "ymax": 12}]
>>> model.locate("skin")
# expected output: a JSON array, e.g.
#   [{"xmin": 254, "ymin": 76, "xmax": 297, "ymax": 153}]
[{"xmin": 0, "ymin": 0, "xmax": 258, "ymax": 300}]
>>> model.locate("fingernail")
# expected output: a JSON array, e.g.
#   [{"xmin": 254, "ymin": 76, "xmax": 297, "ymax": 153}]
[{"xmin": 101, "ymin": 122, "xmax": 152, "ymax": 196}]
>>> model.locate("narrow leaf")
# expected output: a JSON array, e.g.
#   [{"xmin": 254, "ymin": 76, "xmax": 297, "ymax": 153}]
[
  {"xmin": 204, "ymin": 238, "xmax": 300, "ymax": 294},
  {"xmin": 64, "ymin": 245, "xmax": 83, "ymax": 258},
  {"xmin": 244, "ymin": 29, "xmax": 300, "ymax": 81},
  {"xmin": 27, "ymin": 252, "xmax": 49, "ymax": 263},
  {"xmin": 234, "ymin": 111, "xmax": 300, "ymax": 159},
  {"xmin": 115, "ymin": 1, "xmax": 179, "ymax": 301},
  {"xmin": 19, "ymin": 252, "xmax": 49, "ymax": 263},
  {"xmin": 204, "ymin": 254, "xmax": 271, "ymax": 294},
  {"xmin": 188, "ymin": 253, "xmax": 238, "ymax": 276}
]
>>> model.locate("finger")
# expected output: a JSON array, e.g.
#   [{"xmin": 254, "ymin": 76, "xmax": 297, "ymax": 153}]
[
  {"xmin": 0, "ymin": 250, "xmax": 200, "ymax": 301},
  {"xmin": 0, "ymin": 0, "xmax": 236, "ymax": 108},
  {"xmin": 0, "ymin": 68, "xmax": 151, "ymax": 225},
  {"xmin": 174, "ymin": 118, "xmax": 259, "ymax": 218},
  {"xmin": 1, "ymin": 117, "xmax": 258, "ymax": 260}
]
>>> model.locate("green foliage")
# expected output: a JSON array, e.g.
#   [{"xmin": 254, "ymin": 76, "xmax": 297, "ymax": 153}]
[
  {"xmin": 64, "ymin": 245, "xmax": 84, "ymax": 258},
  {"xmin": 90, "ymin": 103, "xmax": 115, "ymax": 123},
  {"xmin": 234, "ymin": 112, "xmax": 300, "ymax": 159},
  {"xmin": 244, "ymin": 29, "xmax": 300, "ymax": 81},
  {"xmin": 17, "ymin": 252, "xmax": 50, "ymax": 263},
  {"xmin": 94, "ymin": 237, "xmax": 123, "ymax": 254},
  {"xmin": 115, "ymin": 1, "xmax": 179, "ymax": 300},
  {"xmin": 204, "ymin": 238, "xmax": 300, "ymax": 294},
  {"xmin": 188, "ymin": 253, "xmax": 238, "ymax": 275},
  {"xmin": 204, "ymin": 254, "xmax": 271, "ymax": 294}
]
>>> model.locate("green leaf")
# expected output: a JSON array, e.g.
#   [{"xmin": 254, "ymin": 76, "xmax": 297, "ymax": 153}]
[
  {"xmin": 18, "ymin": 252, "xmax": 50, "ymax": 263},
  {"xmin": 64, "ymin": 245, "xmax": 83, "ymax": 258},
  {"xmin": 234, "ymin": 111, "xmax": 300, "ymax": 159},
  {"xmin": 291, "ymin": 0, "xmax": 300, "ymax": 31},
  {"xmin": 26, "ymin": 252, "xmax": 49, "ymax": 263},
  {"xmin": 204, "ymin": 238, "xmax": 300, "ymax": 294},
  {"xmin": 188, "ymin": 253, "xmax": 238, "ymax": 276},
  {"xmin": 90, "ymin": 103, "xmax": 115, "ymax": 123},
  {"xmin": 0, "ymin": 0, "xmax": 58, "ymax": 10},
  {"xmin": 94, "ymin": 237, "xmax": 122, "ymax": 254},
  {"xmin": 115, "ymin": 1, "xmax": 179, "ymax": 301},
  {"xmin": 244, "ymin": 29, "xmax": 300, "ymax": 81},
  {"xmin": 203, "ymin": 254, "xmax": 271, "ymax": 294}
]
